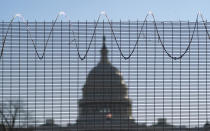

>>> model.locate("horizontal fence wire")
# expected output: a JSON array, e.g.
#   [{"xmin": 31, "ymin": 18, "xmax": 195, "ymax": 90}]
[{"xmin": 0, "ymin": 20, "xmax": 210, "ymax": 131}]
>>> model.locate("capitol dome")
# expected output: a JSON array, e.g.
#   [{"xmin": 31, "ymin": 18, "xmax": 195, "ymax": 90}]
[
  {"xmin": 77, "ymin": 36, "xmax": 134, "ymax": 129},
  {"xmin": 82, "ymin": 36, "xmax": 128, "ymax": 100}
]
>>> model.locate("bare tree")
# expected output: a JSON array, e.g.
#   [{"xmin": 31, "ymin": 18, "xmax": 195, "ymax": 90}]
[
  {"xmin": 0, "ymin": 100, "xmax": 33, "ymax": 131},
  {"xmin": 0, "ymin": 123, "xmax": 6, "ymax": 131}
]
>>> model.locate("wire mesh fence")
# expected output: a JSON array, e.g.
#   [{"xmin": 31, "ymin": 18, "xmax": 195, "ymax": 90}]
[{"xmin": 0, "ymin": 20, "xmax": 210, "ymax": 131}]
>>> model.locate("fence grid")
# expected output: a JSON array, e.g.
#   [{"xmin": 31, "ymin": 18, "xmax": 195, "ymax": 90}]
[{"xmin": 0, "ymin": 20, "xmax": 210, "ymax": 131}]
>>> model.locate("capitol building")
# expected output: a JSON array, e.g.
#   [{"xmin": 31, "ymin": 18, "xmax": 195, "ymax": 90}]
[{"xmin": 73, "ymin": 36, "xmax": 136, "ymax": 130}]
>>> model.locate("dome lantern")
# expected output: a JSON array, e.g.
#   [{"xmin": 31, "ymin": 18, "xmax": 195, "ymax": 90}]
[{"xmin": 100, "ymin": 36, "xmax": 108, "ymax": 62}]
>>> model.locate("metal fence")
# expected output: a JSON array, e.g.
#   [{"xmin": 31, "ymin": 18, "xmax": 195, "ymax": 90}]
[{"xmin": 0, "ymin": 20, "xmax": 210, "ymax": 131}]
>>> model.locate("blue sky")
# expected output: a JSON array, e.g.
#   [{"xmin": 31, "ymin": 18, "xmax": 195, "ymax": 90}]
[{"xmin": 0, "ymin": 0, "xmax": 210, "ymax": 21}]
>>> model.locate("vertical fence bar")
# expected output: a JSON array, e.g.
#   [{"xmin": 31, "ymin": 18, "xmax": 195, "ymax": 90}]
[
  {"xmin": 171, "ymin": 21, "xmax": 174, "ymax": 131},
  {"xmin": 188, "ymin": 21, "xmax": 191, "ymax": 131},
  {"xmin": 44, "ymin": 20, "xmax": 46, "ymax": 126},
  {"xmin": 162, "ymin": 21, "xmax": 165, "ymax": 131},
  {"xmin": 77, "ymin": 20, "xmax": 79, "ymax": 131},
  {"xmin": 9, "ymin": 21, "xmax": 12, "ymax": 129},
  {"xmin": 197, "ymin": 20, "xmax": 200, "ymax": 130},
  {"xmin": 119, "ymin": 20, "xmax": 122, "ymax": 130},
  {"xmin": 205, "ymin": 20, "xmax": 208, "ymax": 124},
  {"xmin": 145, "ymin": 19, "xmax": 148, "ymax": 129},
  {"xmin": 136, "ymin": 20, "xmax": 139, "ymax": 130},
  {"xmin": 179, "ymin": 21, "xmax": 182, "ymax": 131},
  {"xmin": 154, "ymin": 20, "xmax": 157, "ymax": 131},
  {"xmin": 60, "ymin": 20, "xmax": 63, "ymax": 125},
  {"xmin": 1, "ymin": 21, "xmax": 4, "ymax": 128},
  {"xmin": 35, "ymin": 20, "xmax": 37, "ymax": 131},
  {"xmin": 110, "ymin": 20, "xmax": 113, "ymax": 130},
  {"xmin": 18, "ymin": 21, "xmax": 21, "ymax": 128},
  {"xmin": 94, "ymin": 19, "xmax": 96, "ymax": 129},
  {"xmin": 26, "ymin": 20, "xmax": 29, "ymax": 128},
  {"xmin": 68, "ymin": 20, "xmax": 71, "ymax": 125},
  {"xmin": 128, "ymin": 20, "xmax": 131, "ymax": 129},
  {"xmin": 51, "ymin": 20, "xmax": 54, "ymax": 131}
]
